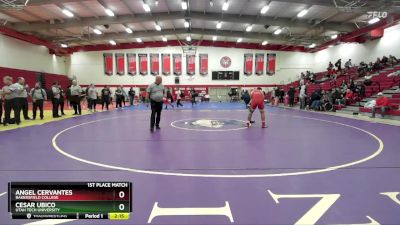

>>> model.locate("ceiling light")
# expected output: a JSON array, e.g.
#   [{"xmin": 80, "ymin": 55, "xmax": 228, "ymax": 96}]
[
  {"xmin": 212, "ymin": 36, "xmax": 217, "ymax": 41},
  {"xmin": 162, "ymin": 36, "xmax": 167, "ymax": 42},
  {"xmin": 155, "ymin": 0, "xmax": 159, "ymax": 6},
  {"xmin": 62, "ymin": 9, "xmax": 74, "ymax": 17},
  {"xmin": 216, "ymin": 21, "xmax": 222, "ymax": 29},
  {"xmin": 184, "ymin": 20, "xmax": 190, "ymax": 28},
  {"xmin": 109, "ymin": 40, "xmax": 116, "ymax": 45},
  {"xmin": 209, "ymin": 0, "xmax": 214, "ymax": 7},
  {"xmin": 61, "ymin": 43, "xmax": 68, "ymax": 48},
  {"xmin": 368, "ymin": 17, "xmax": 380, "ymax": 24},
  {"xmin": 181, "ymin": 1, "xmax": 188, "ymax": 10},
  {"xmin": 125, "ymin": 27, "xmax": 133, "ymax": 33},
  {"xmin": 261, "ymin": 40, "xmax": 268, "ymax": 45},
  {"xmin": 155, "ymin": 23, "xmax": 161, "ymax": 31},
  {"xmin": 237, "ymin": 38, "xmax": 242, "ymax": 43},
  {"xmin": 331, "ymin": 34, "xmax": 338, "ymax": 39},
  {"xmin": 273, "ymin": 28, "xmax": 282, "ymax": 35},
  {"xmin": 222, "ymin": 1, "xmax": 229, "ymax": 11},
  {"xmin": 186, "ymin": 35, "xmax": 191, "ymax": 42},
  {"xmin": 260, "ymin": 5, "xmax": 269, "ymax": 14},
  {"xmin": 246, "ymin": 25, "xmax": 253, "ymax": 32},
  {"xmin": 143, "ymin": 2, "xmax": 151, "ymax": 12},
  {"xmin": 309, "ymin": 43, "xmax": 316, "ymax": 48},
  {"xmin": 136, "ymin": 38, "xmax": 142, "ymax": 43},
  {"xmin": 297, "ymin": 9, "xmax": 308, "ymax": 18},
  {"xmin": 105, "ymin": 9, "xmax": 114, "ymax": 17},
  {"xmin": 93, "ymin": 28, "xmax": 102, "ymax": 35}
]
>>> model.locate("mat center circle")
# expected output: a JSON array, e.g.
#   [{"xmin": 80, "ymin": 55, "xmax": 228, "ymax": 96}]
[{"xmin": 171, "ymin": 118, "xmax": 248, "ymax": 131}]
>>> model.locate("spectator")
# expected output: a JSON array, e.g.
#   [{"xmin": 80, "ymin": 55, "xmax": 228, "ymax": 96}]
[
  {"xmin": 340, "ymin": 80, "xmax": 348, "ymax": 91},
  {"xmin": 101, "ymin": 85, "xmax": 111, "ymax": 111},
  {"xmin": 389, "ymin": 55, "xmax": 398, "ymax": 66},
  {"xmin": 128, "ymin": 87, "xmax": 136, "ymax": 106},
  {"xmin": 30, "ymin": 82, "xmax": 47, "ymax": 120},
  {"xmin": 299, "ymin": 85, "xmax": 307, "ymax": 110},
  {"xmin": 2, "ymin": 76, "xmax": 22, "ymax": 126},
  {"xmin": 87, "ymin": 84, "xmax": 97, "ymax": 112},
  {"xmin": 69, "ymin": 80, "xmax": 82, "ymax": 115},
  {"xmin": 327, "ymin": 62, "xmax": 334, "ymax": 71},
  {"xmin": 51, "ymin": 82, "xmax": 61, "ymax": 118},
  {"xmin": 349, "ymin": 79, "xmax": 356, "ymax": 92},
  {"xmin": 355, "ymin": 82, "xmax": 366, "ymax": 99},
  {"xmin": 345, "ymin": 59, "xmax": 352, "ymax": 70},
  {"xmin": 0, "ymin": 87, "xmax": 3, "ymax": 124},
  {"xmin": 335, "ymin": 59, "xmax": 342, "ymax": 71},
  {"xmin": 16, "ymin": 78, "xmax": 30, "ymax": 120},
  {"xmin": 381, "ymin": 56, "xmax": 389, "ymax": 66},
  {"xmin": 59, "ymin": 84, "xmax": 66, "ymax": 116},
  {"xmin": 373, "ymin": 58, "xmax": 383, "ymax": 70},
  {"xmin": 115, "ymin": 87, "xmax": 124, "ymax": 108},
  {"xmin": 190, "ymin": 88, "xmax": 197, "ymax": 107},
  {"xmin": 310, "ymin": 90, "xmax": 322, "ymax": 110},
  {"xmin": 165, "ymin": 88, "xmax": 174, "ymax": 109},
  {"xmin": 343, "ymin": 89, "xmax": 353, "ymax": 105},
  {"xmin": 121, "ymin": 85, "xmax": 128, "ymax": 107},
  {"xmin": 242, "ymin": 90, "xmax": 251, "ymax": 108},
  {"xmin": 176, "ymin": 89, "xmax": 184, "ymax": 108},
  {"xmin": 371, "ymin": 92, "xmax": 391, "ymax": 118},
  {"xmin": 288, "ymin": 86, "xmax": 295, "ymax": 107}
]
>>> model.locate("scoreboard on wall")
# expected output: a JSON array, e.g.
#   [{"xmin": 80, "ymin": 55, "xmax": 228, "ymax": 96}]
[
  {"xmin": 8, "ymin": 182, "xmax": 132, "ymax": 220},
  {"xmin": 212, "ymin": 71, "xmax": 240, "ymax": 80}
]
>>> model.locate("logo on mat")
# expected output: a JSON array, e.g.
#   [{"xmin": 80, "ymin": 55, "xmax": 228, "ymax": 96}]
[
  {"xmin": 172, "ymin": 118, "xmax": 246, "ymax": 131},
  {"xmin": 220, "ymin": 56, "xmax": 232, "ymax": 68}
]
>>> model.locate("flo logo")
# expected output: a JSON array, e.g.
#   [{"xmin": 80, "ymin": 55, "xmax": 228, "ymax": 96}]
[
  {"xmin": 367, "ymin": 11, "xmax": 388, "ymax": 19},
  {"xmin": 172, "ymin": 118, "xmax": 247, "ymax": 131}
]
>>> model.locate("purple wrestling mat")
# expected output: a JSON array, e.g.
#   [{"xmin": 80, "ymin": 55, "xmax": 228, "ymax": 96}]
[{"xmin": 0, "ymin": 104, "xmax": 399, "ymax": 225}]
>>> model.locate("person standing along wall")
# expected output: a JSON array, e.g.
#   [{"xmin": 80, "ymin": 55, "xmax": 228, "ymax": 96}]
[
  {"xmin": 51, "ymin": 82, "xmax": 61, "ymax": 118},
  {"xmin": 128, "ymin": 87, "xmax": 136, "ymax": 106},
  {"xmin": 17, "ymin": 78, "xmax": 30, "ymax": 120},
  {"xmin": 101, "ymin": 86, "xmax": 111, "ymax": 110},
  {"xmin": 69, "ymin": 80, "xmax": 82, "ymax": 115},
  {"xmin": 30, "ymin": 82, "xmax": 47, "ymax": 120},
  {"xmin": 87, "ymin": 84, "xmax": 97, "ymax": 112},
  {"xmin": 59, "ymin": 84, "xmax": 66, "ymax": 116}
]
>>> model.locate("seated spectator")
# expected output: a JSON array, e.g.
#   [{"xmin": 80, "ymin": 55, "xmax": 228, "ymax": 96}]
[
  {"xmin": 340, "ymin": 80, "xmax": 348, "ymax": 91},
  {"xmin": 371, "ymin": 92, "xmax": 391, "ymax": 118},
  {"xmin": 373, "ymin": 58, "xmax": 384, "ymax": 70},
  {"xmin": 334, "ymin": 89, "xmax": 344, "ymax": 106},
  {"xmin": 310, "ymin": 90, "xmax": 322, "ymax": 110},
  {"xmin": 364, "ymin": 74, "xmax": 373, "ymax": 86},
  {"xmin": 355, "ymin": 82, "xmax": 366, "ymax": 99},
  {"xmin": 335, "ymin": 59, "xmax": 342, "ymax": 71},
  {"xmin": 343, "ymin": 89, "xmax": 353, "ymax": 105},
  {"xmin": 349, "ymin": 79, "xmax": 356, "ymax": 92},
  {"xmin": 389, "ymin": 55, "xmax": 398, "ymax": 66},
  {"xmin": 345, "ymin": 59, "xmax": 352, "ymax": 70},
  {"xmin": 381, "ymin": 56, "xmax": 389, "ymax": 66}
]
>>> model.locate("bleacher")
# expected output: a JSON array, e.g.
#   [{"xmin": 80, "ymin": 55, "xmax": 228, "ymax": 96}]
[{"xmin": 268, "ymin": 61, "xmax": 400, "ymax": 118}]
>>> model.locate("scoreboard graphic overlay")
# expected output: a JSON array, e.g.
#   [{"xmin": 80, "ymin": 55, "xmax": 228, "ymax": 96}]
[{"xmin": 8, "ymin": 182, "xmax": 132, "ymax": 220}]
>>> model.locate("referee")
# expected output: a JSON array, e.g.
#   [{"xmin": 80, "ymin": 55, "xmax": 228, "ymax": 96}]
[{"xmin": 147, "ymin": 76, "xmax": 164, "ymax": 132}]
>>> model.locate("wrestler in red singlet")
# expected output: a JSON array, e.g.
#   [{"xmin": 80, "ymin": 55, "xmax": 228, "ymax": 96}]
[{"xmin": 247, "ymin": 87, "xmax": 267, "ymax": 128}]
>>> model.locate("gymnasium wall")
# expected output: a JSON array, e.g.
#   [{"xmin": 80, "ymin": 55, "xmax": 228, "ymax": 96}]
[
  {"xmin": 68, "ymin": 46, "xmax": 314, "ymax": 87},
  {"xmin": 0, "ymin": 34, "xmax": 67, "ymax": 75},
  {"xmin": 314, "ymin": 24, "xmax": 400, "ymax": 71}
]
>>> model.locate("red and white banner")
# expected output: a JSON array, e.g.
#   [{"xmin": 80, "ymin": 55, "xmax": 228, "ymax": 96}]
[
  {"xmin": 173, "ymin": 54, "xmax": 182, "ymax": 75},
  {"xmin": 267, "ymin": 53, "xmax": 276, "ymax": 75},
  {"xmin": 150, "ymin": 53, "xmax": 159, "ymax": 75},
  {"xmin": 244, "ymin": 53, "xmax": 253, "ymax": 75},
  {"xmin": 127, "ymin": 53, "xmax": 136, "ymax": 76},
  {"xmin": 103, "ymin": 53, "xmax": 113, "ymax": 75},
  {"xmin": 255, "ymin": 53, "xmax": 264, "ymax": 75},
  {"xmin": 115, "ymin": 53, "xmax": 125, "ymax": 75},
  {"xmin": 139, "ymin": 54, "xmax": 148, "ymax": 75},
  {"xmin": 162, "ymin": 54, "xmax": 171, "ymax": 75},
  {"xmin": 186, "ymin": 54, "xmax": 195, "ymax": 75},
  {"xmin": 199, "ymin": 54, "xmax": 208, "ymax": 75}
]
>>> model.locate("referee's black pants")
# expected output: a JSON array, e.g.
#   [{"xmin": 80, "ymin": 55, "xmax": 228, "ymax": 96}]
[{"xmin": 150, "ymin": 100, "xmax": 163, "ymax": 129}]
